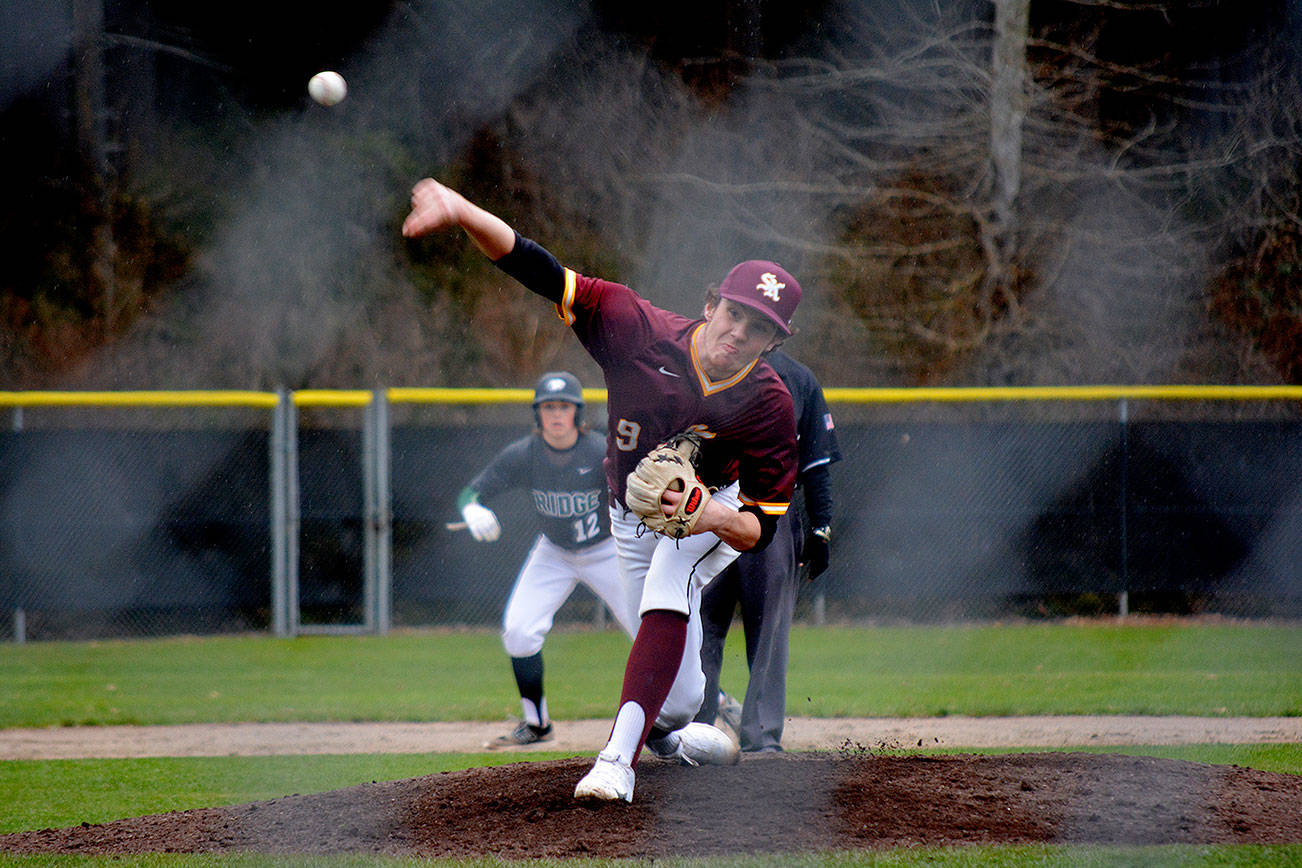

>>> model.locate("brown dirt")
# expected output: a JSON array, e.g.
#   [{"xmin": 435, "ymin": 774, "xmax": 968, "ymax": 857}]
[{"xmin": 3, "ymin": 752, "xmax": 1300, "ymax": 857}]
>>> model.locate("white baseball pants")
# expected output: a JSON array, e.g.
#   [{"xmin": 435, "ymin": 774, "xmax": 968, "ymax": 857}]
[
  {"xmin": 609, "ymin": 483, "xmax": 743, "ymax": 731},
  {"xmin": 501, "ymin": 534, "xmax": 638, "ymax": 658}
]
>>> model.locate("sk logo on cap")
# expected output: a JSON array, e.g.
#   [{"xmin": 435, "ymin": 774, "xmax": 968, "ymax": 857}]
[
  {"xmin": 758, "ymin": 273, "xmax": 785, "ymax": 301},
  {"xmin": 718, "ymin": 260, "xmax": 800, "ymax": 335}
]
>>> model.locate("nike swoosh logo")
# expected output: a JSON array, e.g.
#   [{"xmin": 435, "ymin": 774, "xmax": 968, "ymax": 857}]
[
  {"xmin": 577, "ymin": 467, "xmax": 593, "ymax": 474},
  {"xmin": 658, "ymin": 366, "xmax": 681, "ymax": 378}
]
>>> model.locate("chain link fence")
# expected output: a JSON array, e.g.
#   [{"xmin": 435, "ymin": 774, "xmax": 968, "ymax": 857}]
[
  {"xmin": 2, "ymin": 388, "xmax": 1300, "ymax": 641},
  {"xmin": 1, "ymin": 395, "xmax": 277, "ymax": 640}
]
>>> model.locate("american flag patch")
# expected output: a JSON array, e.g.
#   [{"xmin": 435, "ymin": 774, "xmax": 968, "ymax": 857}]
[{"xmin": 823, "ymin": 413, "xmax": 835, "ymax": 431}]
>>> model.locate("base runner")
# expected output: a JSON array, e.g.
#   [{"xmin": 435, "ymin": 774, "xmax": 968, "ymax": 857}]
[{"xmin": 456, "ymin": 371, "xmax": 639, "ymax": 747}]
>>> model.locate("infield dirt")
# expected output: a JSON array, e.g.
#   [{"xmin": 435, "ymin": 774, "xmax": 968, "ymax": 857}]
[
  {"xmin": 2, "ymin": 751, "xmax": 1301, "ymax": 857},
  {"xmin": 4, "ymin": 714, "xmax": 1300, "ymax": 759}
]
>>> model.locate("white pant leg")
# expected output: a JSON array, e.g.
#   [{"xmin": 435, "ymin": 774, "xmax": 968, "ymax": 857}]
[
  {"xmin": 609, "ymin": 486, "xmax": 744, "ymax": 731},
  {"xmin": 610, "ymin": 504, "xmax": 653, "ymax": 617},
  {"xmin": 610, "ymin": 486, "xmax": 743, "ymax": 616},
  {"xmin": 574, "ymin": 536, "xmax": 639, "ymax": 638},
  {"xmin": 654, "ymin": 581, "xmax": 709, "ymax": 731},
  {"xmin": 501, "ymin": 535, "xmax": 580, "ymax": 658}
]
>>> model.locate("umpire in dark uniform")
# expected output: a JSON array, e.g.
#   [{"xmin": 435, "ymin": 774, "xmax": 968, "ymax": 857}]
[{"xmin": 694, "ymin": 349, "xmax": 840, "ymax": 751}]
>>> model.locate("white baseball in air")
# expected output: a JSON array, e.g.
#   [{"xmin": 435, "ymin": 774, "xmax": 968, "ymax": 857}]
[{"xmin": 307, "ymin": 71, "xmax": 347, "ymax": 106}]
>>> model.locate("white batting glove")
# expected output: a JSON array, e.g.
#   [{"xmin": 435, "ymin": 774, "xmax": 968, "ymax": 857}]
[{"xmin": 461, "ymin": 502, "xmax": 501, "ymax": 542}]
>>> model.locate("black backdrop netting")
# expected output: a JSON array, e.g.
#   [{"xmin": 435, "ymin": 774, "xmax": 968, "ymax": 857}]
[{"xmin": 0, "ymin": 417, "xmax": 1299, "ymax": 639}]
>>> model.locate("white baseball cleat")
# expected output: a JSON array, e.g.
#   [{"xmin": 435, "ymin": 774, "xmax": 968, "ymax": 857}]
[
  {"xmin": 574, "ymin": 748, "xmax": 635, "ymax": 802},
  {"xmin": 646, "ymin": 722, "xmax": 740, "ymax": 767}
]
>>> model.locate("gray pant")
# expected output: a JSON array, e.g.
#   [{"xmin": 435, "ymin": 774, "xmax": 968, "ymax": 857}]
[{"xmin": 695, "ymin": 509, "xmax": 800, "ymax": 751}]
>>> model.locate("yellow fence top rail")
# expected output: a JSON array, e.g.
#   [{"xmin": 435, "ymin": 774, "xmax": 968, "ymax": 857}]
[
  {"xmin": 292, "ymin": 390, "xmax": 374, "ymax": 408},
  {"xmin": 0, "ymin": 385, "xmax": 1296, "ymax": 409},
  {"xmin": 822, "ymin": 385, "xmax": 1302, "ymax": 403},
  {"xmin": 388, "ymin": 387, "xmax": 610, "ymax": 404},
  {"xmin": 0, "ymin": 390, "xmax": 280, "ymax": 408}
]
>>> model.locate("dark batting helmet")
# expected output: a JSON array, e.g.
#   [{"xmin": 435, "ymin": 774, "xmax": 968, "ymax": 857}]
[{"xmin": 533, "ymin": 371, "xmax": 584, "ymax": 427}]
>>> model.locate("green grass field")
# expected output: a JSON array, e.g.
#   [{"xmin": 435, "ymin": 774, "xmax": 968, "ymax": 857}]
[
  {"xmin": 3, "ymin": 622, "xmax": 1298, "ymax": 726},
  {"xmin": 1, "ymin": 620, "xmax": 1299, "ymax": 867}
]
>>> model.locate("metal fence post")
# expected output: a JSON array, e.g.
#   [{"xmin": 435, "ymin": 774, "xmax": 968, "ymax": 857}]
[
  {"xmin": 271, "ymin": 389, "xmax": 287, "ymax": 637},
  {"xmin": 362, "ymin": 392, "xmax": 375, "ymax": 633},
  {"xmin": 1118, "ymin": 397, "xmax": 1130, "ymax": 618},
  {"xmin": 271, "ymin": 389, "xmax": 300, "ymax": 637},
  {"xmin": 10, "ymin": 408, "xmax": 22, "ymax": 642},
  {"xmin": 286, "ymin": 394, "xmax": 300, "ymax": 636},
  {"xmin": 363, "ymin": 388, "xmax": 392, "ymax": 634}
]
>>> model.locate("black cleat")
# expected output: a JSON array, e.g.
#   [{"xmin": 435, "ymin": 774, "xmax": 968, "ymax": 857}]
[{"xmin": 487, "ymin": 721, "xmax": 554, "ymax": 749}]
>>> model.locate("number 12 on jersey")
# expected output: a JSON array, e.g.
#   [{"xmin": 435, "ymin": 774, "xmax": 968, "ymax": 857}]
[{"xmin": 572, "ymin": 513, "xmax": 600, "ymax": 544}]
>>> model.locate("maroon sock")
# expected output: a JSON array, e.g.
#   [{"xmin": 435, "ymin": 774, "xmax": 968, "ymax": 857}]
[{"xmin": 617, "ymin": 609, "xmax": 688, "ymax": 766}]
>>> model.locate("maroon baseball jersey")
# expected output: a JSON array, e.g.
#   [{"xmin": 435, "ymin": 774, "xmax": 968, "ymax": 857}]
[{"xmin": 555, "ymin": 269, "xmax": 798, "ymax": 517}]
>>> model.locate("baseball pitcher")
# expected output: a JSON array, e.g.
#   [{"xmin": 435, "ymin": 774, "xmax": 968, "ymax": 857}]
[{"xmin": 404, "ymin": 178, "xmax": 801, "ymax": 803}]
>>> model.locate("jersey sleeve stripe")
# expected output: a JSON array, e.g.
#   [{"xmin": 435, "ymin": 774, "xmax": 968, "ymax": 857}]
[
  {"xmin": 739, "ymin": 494, "xmax": 790, "ymax": 516},
  {"xmin": 554, "ymin": 268, "xmax": 578, "ymax": 326}
]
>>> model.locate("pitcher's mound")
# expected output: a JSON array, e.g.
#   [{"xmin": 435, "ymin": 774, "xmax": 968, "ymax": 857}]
[{"xmin": 3, "ymin": 753, "xmax": 1300, "ymax": 858}]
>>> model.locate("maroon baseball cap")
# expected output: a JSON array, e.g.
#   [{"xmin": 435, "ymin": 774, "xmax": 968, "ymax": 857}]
[{"xmin": 718, "ymin": 260, "xmax": 802, "ymax": 335}]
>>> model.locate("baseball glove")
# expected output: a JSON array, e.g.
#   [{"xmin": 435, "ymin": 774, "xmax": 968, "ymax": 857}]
[{"xmin": 625, "ymin": 432, "xmax": 712, "ymax": 538}]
